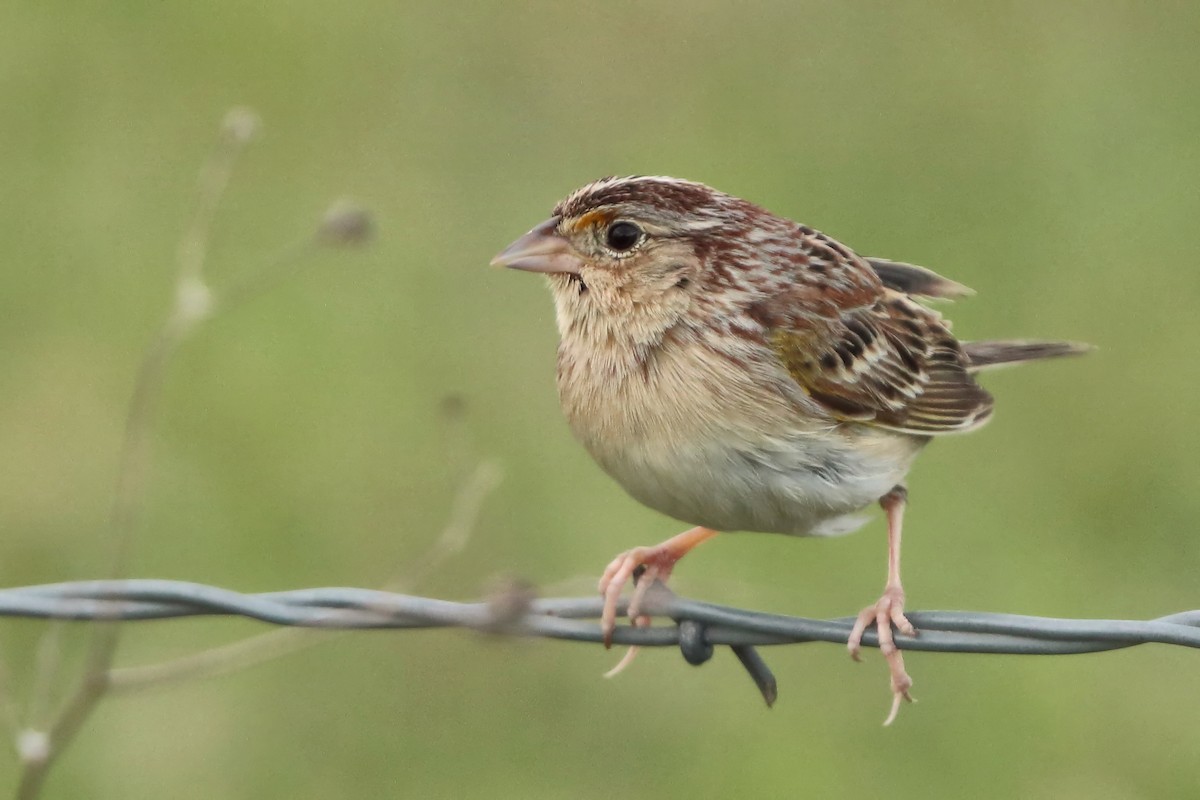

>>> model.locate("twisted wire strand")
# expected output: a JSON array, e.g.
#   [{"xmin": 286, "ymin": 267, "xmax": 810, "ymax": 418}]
[{"xmin": 3, "ymin": 579, "xmax": 1198, "ymax": 655}]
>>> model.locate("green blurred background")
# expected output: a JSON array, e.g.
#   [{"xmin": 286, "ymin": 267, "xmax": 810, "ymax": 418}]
[{"xmin": 2, "ymin": 2, "xmax": 1199, "ymax": 797}]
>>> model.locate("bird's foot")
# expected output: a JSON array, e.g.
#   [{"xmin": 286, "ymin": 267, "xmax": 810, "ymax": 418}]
[
  {"xmin": 597, "ymin": 526, "xmax": 718, "ymax": 656},
  {"xmin": 848, "ymin": 585, "xmax": 916, "ymax": 725},
  {"xmin": 595, "ymin": 548, "xmax": 677, "ymax": 679},
  {"xmin": 598, "ymin": 546, "xmax": 679, "ymax": 647}
]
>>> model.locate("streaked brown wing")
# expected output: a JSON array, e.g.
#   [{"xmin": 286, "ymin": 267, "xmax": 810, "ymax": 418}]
[{"xmin": 751, "ymin": 249, "xmax": 994, "ymax": 435}]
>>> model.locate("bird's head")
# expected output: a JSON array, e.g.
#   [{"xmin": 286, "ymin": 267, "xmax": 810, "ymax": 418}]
[{"xmin": 491, "ymin": 176, "xmax": 754, "ymax": 344}]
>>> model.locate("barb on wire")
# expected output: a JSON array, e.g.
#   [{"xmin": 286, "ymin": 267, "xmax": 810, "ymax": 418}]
[{"xmin": 2, "ymin": 579, "xmax": 1198, "ymax": 708}]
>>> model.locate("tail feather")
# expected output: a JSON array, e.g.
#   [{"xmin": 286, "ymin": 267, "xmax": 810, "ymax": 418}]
[{"xmin": 964, "ymin": 340, "xmax": 1093, "ymax": 372}]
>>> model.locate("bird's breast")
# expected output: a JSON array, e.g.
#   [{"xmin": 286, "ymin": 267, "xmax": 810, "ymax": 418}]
[{"xmin": 555, "ymin": 331, "xmax": 923, "ymax": 535}]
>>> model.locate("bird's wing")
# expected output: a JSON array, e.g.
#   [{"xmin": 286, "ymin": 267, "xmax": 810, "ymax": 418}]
[
  {"xmin": 750, "ymin": 236, "xmax": 993, "ymax": 435},
  {"xmin": 865, "ymin": 257, "xmax": 974, "ymax": 300}
]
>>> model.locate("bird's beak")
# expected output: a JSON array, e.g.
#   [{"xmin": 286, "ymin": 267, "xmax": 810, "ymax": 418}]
[{"xmin": 490, "ymin": 217, "xmax": 583, "ymax": 275}]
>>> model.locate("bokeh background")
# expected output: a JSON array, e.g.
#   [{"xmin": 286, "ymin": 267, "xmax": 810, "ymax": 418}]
[{"xmin": 2, "ymin": 2, "xmax": 1199, "ymax": 797}]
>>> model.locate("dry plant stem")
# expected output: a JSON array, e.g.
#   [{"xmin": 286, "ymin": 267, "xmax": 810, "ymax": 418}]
[
  {"xmin": 112, "ymin": 107, "xmax": 256, "ymax": 576},
  {"xmin": 220, "ymin": 199, "xmax": 375, "ymax": 312},
  {"xmin": 216, "ymin": 239, "xmax": 318, "ymax": 311},
  {"xmin": 0, "ymin": 658, "xmax": 18, "ymax": 739},
  {"xmin": 386, "ymin": 460, "xmax": 502, "ymax": 592},
  {"xmin": 16, "ymin": 302, "xmax": 186, "ymax": 800},
  {"xmin": 23, "ymin": 624, "xmax": 65, "ymax": 734},
  {"xmin": 107, "ymin": 627, "xmax": 331, "ymax": 692},
  {"xmin": 15, "ymin": 113, "xmax": 254, "ymax": 800},
  {"xmin": 107, "ymin": 459, "xmax": 503, "ymax": 692}
]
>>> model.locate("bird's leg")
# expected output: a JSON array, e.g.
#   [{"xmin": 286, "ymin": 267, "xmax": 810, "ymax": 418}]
[
  {"xmin": 848, "ymin": 485, "xmax": 916, "ymax": 725},
  {"xmin": 598, "ymin": 526, "xmax": 718, "ymax": 648}
]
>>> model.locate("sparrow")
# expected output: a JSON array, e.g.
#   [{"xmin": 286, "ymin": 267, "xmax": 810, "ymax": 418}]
[{"xmin": 491, "ymin": 176, "xmax": 1088, "ymax": 723}]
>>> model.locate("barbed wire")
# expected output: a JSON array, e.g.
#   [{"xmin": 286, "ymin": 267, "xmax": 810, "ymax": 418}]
[
  {"xmin": 8, "ymin": 578, "xmax": 1200, "ymax": 651},
  {"xmin": 3, "ymin": 579, "xmax": 1198, "ymax": 708}
]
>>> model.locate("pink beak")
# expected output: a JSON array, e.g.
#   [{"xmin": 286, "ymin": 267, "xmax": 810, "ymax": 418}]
[{"xmin": 490, "ymin": 217, "xmax": 584, "ymax": 275}]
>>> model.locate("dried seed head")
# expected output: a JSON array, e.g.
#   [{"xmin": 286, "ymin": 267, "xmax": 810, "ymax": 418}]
[
  {"xmin": 17, "ymin": 730, "xmax": 50, "ymax": 766},
  {"xmin": 317, "ymin": 198, "xmax": 374, "ymax": 247},
  {"xmin": 175, "ymin": 276, "xmax": 214, "ymax": 324},
  {"xmin": 439, "ymin": 394, "xmax": 467, "ymax": 420},
  {"xmin": 220, "ymin": 107, "xmax": 261, "ymax": 145}
]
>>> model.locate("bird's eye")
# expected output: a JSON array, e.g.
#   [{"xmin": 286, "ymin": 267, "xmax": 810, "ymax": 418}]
[{"xmin": 605, "ymin": 221, "xmax": 642, "ymax": 252}]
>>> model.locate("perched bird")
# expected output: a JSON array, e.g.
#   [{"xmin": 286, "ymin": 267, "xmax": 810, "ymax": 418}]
[{"xmin": 491, "ymin": 176, "xmax": 1088, "ymax": 723}]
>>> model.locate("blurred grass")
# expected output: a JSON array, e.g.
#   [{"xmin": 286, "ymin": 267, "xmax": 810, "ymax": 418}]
[{"xmin": 1, "ymin": 1, "xmax": 1199, "ymax": 797}]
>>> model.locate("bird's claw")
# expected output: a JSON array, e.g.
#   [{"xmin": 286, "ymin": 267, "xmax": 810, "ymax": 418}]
[
  {"xmin": 598, "ymin": 549, "xmax": 675, "ymax": 648},
  {"xmin": 847, "ymin": 585, "xmax": 917, "ymax": 725},
  {"xmin": 595, "ymin": 527, "xmax": 717, "ymax": 675},
  {"xmin": 883, "ymin": 681, "xmax": 915, "ymax": 727}
]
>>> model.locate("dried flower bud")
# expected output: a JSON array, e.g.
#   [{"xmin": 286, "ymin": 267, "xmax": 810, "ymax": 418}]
[
  {"xmin": 317, "ymin": 199, "xmax": 374, "ymax": 247},
  {"xmin": 221, "ymin": 107, "xmax": 261, "ymax": 145},
  {"xmin": 17, "ymin": 730, "xmax": 49, "ymax": 766},
  {"xmin": 175, "ymin": 276, "xmax": 214, "ymax": 324},
  {"xmin": 439, "ymin": 394, "xmax": 467, "ymax": 420}
]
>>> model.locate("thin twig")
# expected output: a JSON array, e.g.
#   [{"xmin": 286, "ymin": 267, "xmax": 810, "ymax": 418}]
[
  {"xmin": 24, "ymin": 623, "xmax": 64, "ymax": 732},
  {"xmin": 8, "ymin": 111, "xmax": 373, "ymax": 798},
  {"xmin": 105, "ymin": 459, "xmax": 502, "ymax": 692},
  {"xmin": 218, "ymin": 200, "xmax": 373, "ymax": 313},
  {"xmin": 14, "ymin": 109, "xmax": 258, "ymax": 800},
  {"xmin": 385, "ymin": 459, "xmax": 503, "ymax": 592},
  {"xmin": 0, "ymin": 655, "xmax": 18, "ymax": 741}
]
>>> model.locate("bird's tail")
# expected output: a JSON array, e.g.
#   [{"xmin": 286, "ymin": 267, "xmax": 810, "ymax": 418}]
[{"xmin": 963, "ymin": 339, "xmax": 1093, "ymax": 372}]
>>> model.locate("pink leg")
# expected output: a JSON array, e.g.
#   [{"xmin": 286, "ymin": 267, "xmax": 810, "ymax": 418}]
[
  {"xmin": 847, "ymin": 486, "xmax": 916, "ymax": 725},
  {"xmin": 597, "ymin": 526, "xmax": 718, "ymax": 648}
]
